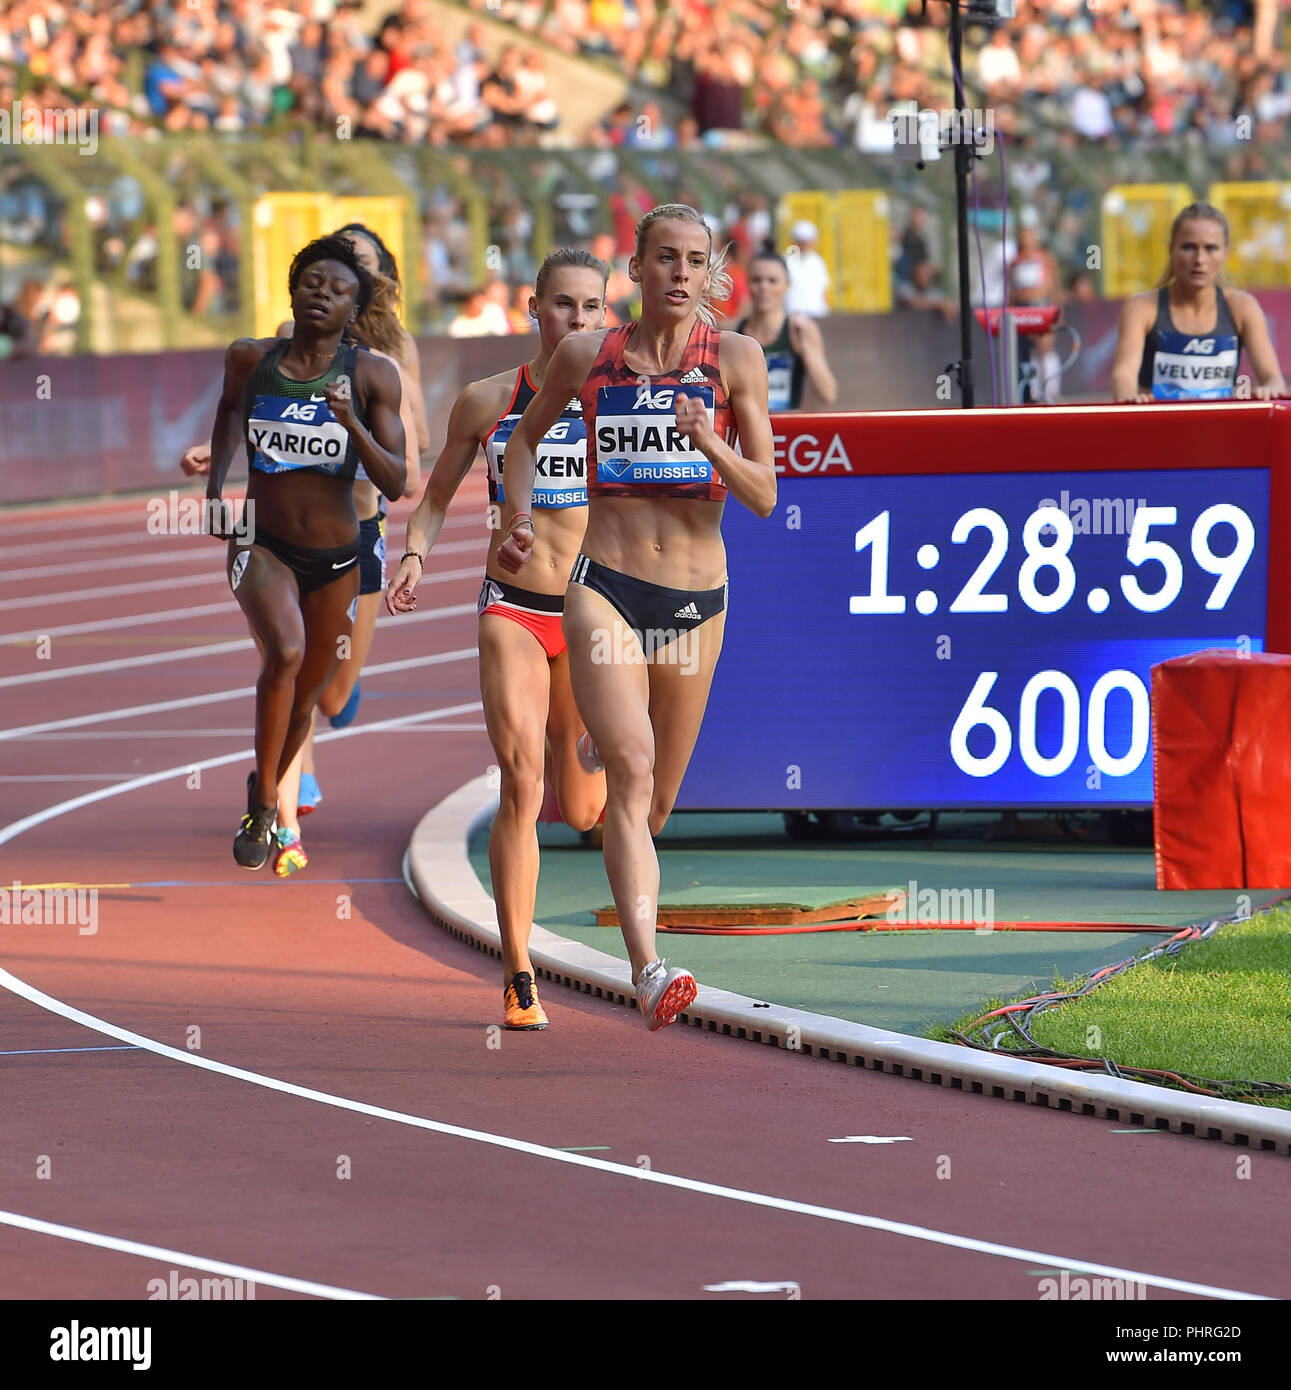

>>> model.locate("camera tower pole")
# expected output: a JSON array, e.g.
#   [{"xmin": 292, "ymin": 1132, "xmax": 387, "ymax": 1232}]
[{"xmin": 949, "ymin": 0, "xmax": 975, "ymax": 409}]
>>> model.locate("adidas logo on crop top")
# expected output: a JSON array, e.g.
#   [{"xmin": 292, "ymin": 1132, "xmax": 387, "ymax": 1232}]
[
  {"xmin": 1138, "ymin": 286, "xmax": 1241, "ymax": 401},
  {"xmin": 244, "ymin": 340, "xmax": 366, "ymax": 481},
  {"xmin": 486, "ymin": 364, "xmax": 588, "ymax": 509},
  {"xmin": 582, "ymin": 322, "xmax": 732, "ymax": 500}
]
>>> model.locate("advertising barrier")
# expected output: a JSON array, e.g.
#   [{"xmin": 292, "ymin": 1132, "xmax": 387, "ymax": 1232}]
[
  {"xmin": 3, "ymin": 292, "xmax": 1289, "ymax": 506},
  {"xmin": 675, "ymin": 401, "xmax": 1291, "ymax": 812}
]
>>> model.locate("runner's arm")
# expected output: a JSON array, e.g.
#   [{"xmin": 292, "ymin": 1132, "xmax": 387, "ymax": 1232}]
[
  {"xmin": 1233, "ymin": 292, "xmax": 1287, "ymax": 398},
  {"xmin": 331, "ymin": 354, "xmax": 406, "ymax": 501},
  {"xmin": 205, "ymin": 339, "xmax": 265, "ymax": 507},
  {"xmin": 790, "ymin": 313, "xmax": 838, "ymax": 406},
  {"xmin": 708, "ymin": 332, "xmax": 776, "ymax": 517},
  {"xmin": 1112, "ymin": 296, "xmax": 1153, "ymax": 402},
  {"xmin": 496, "ymin": 333, "xmax": 601, "ymax": 572}
]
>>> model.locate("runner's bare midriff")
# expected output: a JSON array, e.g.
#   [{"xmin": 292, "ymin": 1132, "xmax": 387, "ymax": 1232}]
[
  {"xmin": 580, "ymin": 494, "xmax": 727, "ymax": 591},
  {"xmin": 484, "ymin": 503, "xmax": 587, "ymax": 595}
]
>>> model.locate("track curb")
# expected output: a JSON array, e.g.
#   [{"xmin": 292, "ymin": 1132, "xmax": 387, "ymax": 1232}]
[{"xmin": 405, "ymin": 777, "xmax": 1291, "ymax": 1156}]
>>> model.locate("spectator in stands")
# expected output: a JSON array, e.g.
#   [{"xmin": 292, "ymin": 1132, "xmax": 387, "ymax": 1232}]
[
  {"xmin": 0, "ymin": 298, "xmax": 34, "ymax": 359},
  {"xmin": 894, "ymin": 207, "xmax": 957, "ymax": 322},
  {"xmin": 784, "ymin": 221, "xmax": 831, "ymax": 318},
  {"xmin": 692, "ymin": 48, "xmax": 745, "ymax": 136},
  {"xmin": 513, "ymin": 51, "xmax": 560, "ymax": 134},
  {"xmin": 449, "ymin": 284, "xmax": 511, "ymax": 337}
]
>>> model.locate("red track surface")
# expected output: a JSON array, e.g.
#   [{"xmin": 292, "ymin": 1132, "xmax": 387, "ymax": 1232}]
[{"xmin": 1, "ymin": 490, "xmax": 1287, "ymax": 1302}]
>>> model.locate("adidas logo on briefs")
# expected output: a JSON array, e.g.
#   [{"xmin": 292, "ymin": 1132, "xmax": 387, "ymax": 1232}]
[
  {"xmin": 674, "ymin": 602, "xmax": 702, "ymax": 620},
  {"xmin": 679, "ymin": 367, "xmax": 707, "ymax": 384}
]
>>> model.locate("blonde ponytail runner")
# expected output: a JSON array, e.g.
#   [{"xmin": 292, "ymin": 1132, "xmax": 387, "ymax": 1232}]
[
  {"xmin": 699, "ymin": 242, "xmax": 734, "ymax": 327},
  {"xmin": 352, "ymin": 271, "xmax": 405, "ymax": 360},
  {"xmin": 634, "ymin": 202, "xmax": 728, "ymax": 325}
]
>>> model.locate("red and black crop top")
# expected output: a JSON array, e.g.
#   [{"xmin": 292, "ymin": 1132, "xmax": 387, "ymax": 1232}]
[{"xmin": 580, "ymin": 321, "xmax": 732, "ymax": 501}]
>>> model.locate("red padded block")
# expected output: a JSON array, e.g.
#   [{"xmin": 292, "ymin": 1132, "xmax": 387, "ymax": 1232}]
[{"xmin": 1152, "ymin": 649, "xmax": 1291, "ymax": 889}]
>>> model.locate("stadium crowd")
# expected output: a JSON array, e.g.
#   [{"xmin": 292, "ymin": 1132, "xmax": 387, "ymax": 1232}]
[{"xmin": 0, "ymin": 0, "xmax": 1284, "ymax": 151}]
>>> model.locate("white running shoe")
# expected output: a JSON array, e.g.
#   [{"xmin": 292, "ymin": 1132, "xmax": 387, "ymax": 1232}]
[
  {"xmin": 634, "ymin": 958, "xmax": 697, "ymax": 1032},
  {"xmin": 577, "ymin": 731, "xmax": 604, "ymax": 774}
]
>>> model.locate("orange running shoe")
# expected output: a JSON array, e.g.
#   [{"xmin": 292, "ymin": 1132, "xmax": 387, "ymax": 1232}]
[{"xmin": 503, "ymin": 971, "xmax": 548, "ymax": 1030}]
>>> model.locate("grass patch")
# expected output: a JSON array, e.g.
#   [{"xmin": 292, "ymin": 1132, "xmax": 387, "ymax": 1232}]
[{"xmin": 931, "ymin": 911, "xmax": 1291, "ymax": 1108}]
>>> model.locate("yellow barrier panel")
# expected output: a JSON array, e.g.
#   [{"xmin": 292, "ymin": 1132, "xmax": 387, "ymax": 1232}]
[
  {"xmin": 835, "ymin": 190, "xmax": 892, "ymax": 313},
  {"xmin": 778, "ymin": 191, "xmax": 836, "ymax": 309},
  {"xmin": 253, "ymin": 193, "xmax": 408, "ymax": 339},
  {"xmin": 1100, "ymin": 183, "xmax": 1194, "ymax": 297},
  {"xmin": 777, "ymin": 190, "xmax": 892, "ymax": 313},
  {"xmin": 1207, "ymin": 182, "xmax": 1291, "ymax": 290}
]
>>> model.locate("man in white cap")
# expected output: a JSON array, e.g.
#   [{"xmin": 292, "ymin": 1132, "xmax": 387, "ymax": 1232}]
[{"xmin": 784, "ymin": 219, "xmax": 831, "ymax": 317}]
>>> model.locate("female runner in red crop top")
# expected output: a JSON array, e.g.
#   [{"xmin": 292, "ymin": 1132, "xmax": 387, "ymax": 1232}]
[{"xmin": 498, "ymin": 203, "xmax": 777, "ymax": 1032}]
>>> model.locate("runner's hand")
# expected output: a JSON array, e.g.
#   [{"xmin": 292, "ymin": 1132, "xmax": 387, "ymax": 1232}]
[
  {"xmin": 674, "ymin": 390, "xmax": 715, "ymax": 453},
  {"xmin": 497, "ymin": 521, "xmax": 533, "ymax": 574},
  {"xmin": 203, "ymin": 492, "xmax": 233, "ymax": 539},
  {"xmin": 325, "ymin": 374, "xmax": 357, "ymax": 431},
  {"xmin": 386, "ymin": 556, "xmax": 422, "ymax": 615},
  {"xmin": 181, "ymin": 443, "xmax": 211, "ymax": 476}
]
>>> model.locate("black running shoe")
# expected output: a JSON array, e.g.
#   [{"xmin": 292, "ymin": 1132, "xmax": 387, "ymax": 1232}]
[{"xmin": 234, "ymin": 772, "xmax": 278, "ymax": 870}]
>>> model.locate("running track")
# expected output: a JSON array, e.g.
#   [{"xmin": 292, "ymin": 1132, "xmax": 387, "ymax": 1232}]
[{"xmin": 0, "ymin": 487, "xmax": 1286, "ymax": 1302}]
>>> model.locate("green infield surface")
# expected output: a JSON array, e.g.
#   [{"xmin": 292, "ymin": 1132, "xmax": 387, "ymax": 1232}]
[
  {"xmin": 469, "ymin": 812, "xmax": 1277, "ymax": 1039},
  {"xmin": 949, "ymin": 910, "xmax": 1291, "ymax": 1107}
]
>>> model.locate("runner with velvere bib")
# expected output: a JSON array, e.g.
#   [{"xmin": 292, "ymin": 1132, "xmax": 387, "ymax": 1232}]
[
  {"xmin": 205, "ymin": 234, "xmax": 406, "ymax": 870},
  {"xmin": 736, "ymin": 248, "xmax": 837, "ymax": 412},
  {"xmin": 1112, "ymin": 202, "xmax": 1287, "ymax": 403},
  {"xmin": 496, "ymin": 203, "xmax": 777, "ymax": 1033}
]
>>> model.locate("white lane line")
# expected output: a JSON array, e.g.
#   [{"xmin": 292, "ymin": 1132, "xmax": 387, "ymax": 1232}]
[
  {"xmin": 0, "ymin": 599, "xmax": 478, "ymax": 690},
  {"xmin": 0, "ymin": 535, "xmax": 489, "ymax": 614},
  {"xmin": 0, "ymin": 523, "xmax": 487, "ymax": 583},
  {"xmin": 1, "ymin": 566, "xmax": 480, "ymax": 643},
  {"xmin": 0, "ymin": 1210, "xmax": 382, "ymax": 1300},
  {"xmin": 0, "ymin": 548, "xmax": 224, "ymax": 584},
  {"xmin": 0, "ymin": 499, "xmax": 487, "ymax": 546},
  {"xmin": 0, "ymin": 723, "xmax": 1272, "ymax": 1304},
  {"xmin": 0, "ymin": 775, "xmax": 139, "ymax": 782},
  {"xmin": 703, "ymin": 1280, "xmax": 800, "ymax": 1295},
  {"xmin": 829, "ymin": 1136, "xmax": 914, "ymax": 1145},
  {"xmin": 4, "ymin": 601, "xmax": 246, "ymax": 644},
  {"xmin": 0, "ymin": 571, "xmax": 219, "ymax": 614},
  {"xmin": 0, "ymin": 646, "xmax": 478, "ymax": 741},
  {"xmin": 0, "ymin": 700, "xmax": 483, "ymax": 848},
  {"xmin": 0, "ymin": 965, "xmax": 1267, "ymax": 1302}
]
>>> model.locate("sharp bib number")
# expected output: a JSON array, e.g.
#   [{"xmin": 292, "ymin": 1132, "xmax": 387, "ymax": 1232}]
[
  {"xmin": 247, "ymin": 394, "xmax": 349, "ymax": 474},
  {"xmin": 595, "ymin": 384, "xmax": 715, "ymax": 485}
]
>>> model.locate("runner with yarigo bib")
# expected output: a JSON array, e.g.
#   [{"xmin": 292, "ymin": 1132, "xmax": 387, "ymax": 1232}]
[
  {"xmin": 205, "ymin": 234, "xmax": 406, "ymax": 870},
  {"xmin": 387, "ymin": 248, "xmax": 609, "ymax": 1032},
  {"xmin": 497, "ymin": 203, "xmax": 777, "ymax": 1033},
  {"xmin": 1112, "ymin": 201, "xmax": 1287, "ymax": 404}
]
